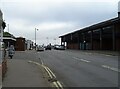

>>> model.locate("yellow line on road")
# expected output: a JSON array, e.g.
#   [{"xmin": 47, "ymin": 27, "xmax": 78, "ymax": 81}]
[
  {"xmin": 28, "ymin": 60, "xmax": 64, "ymax": 89},
  {"xmin": 43, "ymin": 65, "xmax": 53, "ymax": 79},
  {"xmin": 46, "ymin": 66, "xmax": 56, "ymax": 78},
  {"xmin": 56, "ymin": 81, "xmax": 63, "ymax": 88},
  {"xmin": 53, "ymin": 81, "xmax": 59, "ymax": 87}
]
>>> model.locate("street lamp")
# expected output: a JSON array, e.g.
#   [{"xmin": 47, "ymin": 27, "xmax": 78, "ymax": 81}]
[
  {"xmin": 54, "ymin": 38, "xmax": 56, "ymax": 45},
  {"xmin": 7, "ymin": 24, "xmax": 9, "ymax": 32},
  {"xmin": 35, "ymin": 28, "xmax": 38, "ymax": 50}
]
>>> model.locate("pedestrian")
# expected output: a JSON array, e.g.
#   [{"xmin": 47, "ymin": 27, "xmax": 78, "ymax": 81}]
[{"xmin": 8, "ymin": 45, "xmax": 15, "ymax": 59}]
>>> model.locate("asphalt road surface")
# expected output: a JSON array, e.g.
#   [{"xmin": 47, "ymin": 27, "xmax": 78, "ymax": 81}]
[
  {"xmin": 37, "ymin": 50, "xmax": 119, "ymax": 87},
  {"xmin": 13, "ymin": 50, "xmax": 119, "ymax": 87}
]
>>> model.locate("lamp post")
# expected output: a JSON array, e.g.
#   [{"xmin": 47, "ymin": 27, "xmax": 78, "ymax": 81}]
[
  {"xmin": 46, "ymin": 37, "xmax": 49, "ymax": 45},
  {"xmin": 7, "ymin": 24, "xmax": 9, "ymax": 32},
  {"xmin": 54, "ymin": 38, "xmax": 56, "ymax": 45},
  {"xmin": 35, "ymin": 28, "xmax": 38, "ymax": 50}
]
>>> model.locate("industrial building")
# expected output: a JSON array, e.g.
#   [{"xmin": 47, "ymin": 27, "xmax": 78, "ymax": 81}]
[
  {"xmin": 60, "ymin": 15, "xmax": 120, "ymax": 51},
  {"xmin": 25, "ymin": 39, "xmax": 34, "ymax": 50},
  {"xmin": 15, "ymin": 37, "xmax": 26, "ymax": 51}
]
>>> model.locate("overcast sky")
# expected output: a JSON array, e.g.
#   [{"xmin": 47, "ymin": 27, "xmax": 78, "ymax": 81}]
[{"xmin": 0, "ymin": 0, "xmax": 119, "ymax": 45}]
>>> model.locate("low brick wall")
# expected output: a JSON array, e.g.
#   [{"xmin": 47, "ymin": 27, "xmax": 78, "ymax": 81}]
[{"xmin": 2, "ymin": 59, "xmax": 7, "ymax": 80}]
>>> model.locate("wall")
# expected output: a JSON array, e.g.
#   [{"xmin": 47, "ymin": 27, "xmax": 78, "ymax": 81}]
[
  {"xmin": 67, "ymin": 42, "xmax": 79, "ymax": 49},
  {"xmin": 115, "ymin": 23, "xmax": 120, "ymax": 51},
  {"xmin": 15, "ymin": 38, "xmax": 25, "ymax": 51}
]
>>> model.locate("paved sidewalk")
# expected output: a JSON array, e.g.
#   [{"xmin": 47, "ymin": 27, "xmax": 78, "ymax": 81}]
[{"xmin": 2, "ymin": 59, "xmax": 50, "ymax": 87}]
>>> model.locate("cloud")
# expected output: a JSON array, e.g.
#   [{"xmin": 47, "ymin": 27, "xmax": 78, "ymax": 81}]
[
  {"xmin": 1, "ymin": 0, "xmax": 119, "ymax": 45},
  {"xmin": 37, "ymin": 22, "xmax": 74, "ymax": 31}
]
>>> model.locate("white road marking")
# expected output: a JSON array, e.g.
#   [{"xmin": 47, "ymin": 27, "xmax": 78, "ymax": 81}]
[
  {"xmin": 40, "ymin": 59, "xmax": 44, "ymax": 65},
  {"xmin": 72, "ymin": 57, "xmax": 119, "ymax": 73},
  {"xmin": 73, "ymin": 57, "xmax": 90, "ymax": 63},
  {"xmin": 102, "ymin": 65, "xmax": 120, "ymax": 72},
  {"xmin": 105, "ymin": 55, "xmax": 111, "ymax": 56},
  {"xmin": 85, "ymin": 53, "xmax": 92, "ymax": 55}
]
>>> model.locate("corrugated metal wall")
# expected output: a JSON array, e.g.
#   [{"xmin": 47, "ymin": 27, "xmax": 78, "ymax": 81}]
[
  {"xmin": 61, "ymin": 18, "xmax": 120, "ymax": 51},
  {"xmin": 115, "ymin": 23, "xmax": 120, "ymax": 51},
  {"xmin": 67, "ymin": 43, "xmax": 79, "ymax": 49}
]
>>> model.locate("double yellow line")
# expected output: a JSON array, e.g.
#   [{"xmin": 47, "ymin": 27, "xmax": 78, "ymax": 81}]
[{"xmin": 28, "ymin": 60, "xmax": 63, "ymax": 89}]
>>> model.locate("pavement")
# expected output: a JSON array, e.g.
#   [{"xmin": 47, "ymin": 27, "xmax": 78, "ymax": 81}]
[{"xmin": 2, "ymin": 59, "xmax": 50, "ymax": 87}]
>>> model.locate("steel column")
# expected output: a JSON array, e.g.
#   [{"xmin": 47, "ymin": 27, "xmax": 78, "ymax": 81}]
[
  {"xmin": 100, "ymin": 28, "xmax": 103, "ymax": 50},
  {"xmin": 77, "ymin": 33, "xmax": 80, "ymax": 50},
  {"xmin": 112, "ymin": 25, "xmax": 116, "ymax": 51},
  {"xmin": 91, "ymin": 30, "xmax": 93, "ymax": 50}
]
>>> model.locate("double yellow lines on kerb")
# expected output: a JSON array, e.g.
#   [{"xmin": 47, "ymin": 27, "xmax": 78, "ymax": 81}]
[{"xmin": 28, "ymin": 60, "xmax": 63, "ymax": 89}]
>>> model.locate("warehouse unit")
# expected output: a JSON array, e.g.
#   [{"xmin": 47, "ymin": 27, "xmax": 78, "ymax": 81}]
[
  {"xmin": 60, "ymin": 17, "xmax": 120, "ymax": 51},
  {"xmin": 15, "ymin": 37, "xmax": 25, "ymax": 51}
]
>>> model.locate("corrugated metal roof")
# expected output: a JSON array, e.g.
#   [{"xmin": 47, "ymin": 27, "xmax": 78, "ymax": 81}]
[{"xmin": 60, "ymin": 17, "xmax": 119, "ymax": 37}]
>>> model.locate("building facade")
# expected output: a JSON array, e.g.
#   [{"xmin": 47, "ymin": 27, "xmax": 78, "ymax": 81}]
[
  {"xmin": 3, "ymin": 32, "xmax": 16, "ymax": 49},
  {"xmin": 60, "ymin": 17, "xmax": 120, "ymax": 51},
  {"xmin": 15, "ymin": 37, "xmax": 25, "ymax": 51},
  {"xmin": 25, "ymin": 39, "xmax": 34, "ymax": 50}
]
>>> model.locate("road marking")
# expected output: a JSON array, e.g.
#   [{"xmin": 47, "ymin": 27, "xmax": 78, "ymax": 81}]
[
  {"xmin": 85, "ymin": 53, "xmax": 92, "ymax": 55},
  {"xmin": 40, "ymin": 59, "xmax": 44, "ymax": 65},
  {"xmin": 43, "ymin": 65, "xmax": 53, "ymax": 79},
  {"xmin": 56, "ymin": 81, "xmax": 63, "ymax": 88},
  {"xmin": 102, "ymin": 65, "xmax": 120, "ymax": 72},
  {"xmin": 73, "ymin": 57, "xmax": 90, "ymax": 63},
  {"xmin": 53, "ymin": 81, "xmax": 59, "ymax": 87},
  {"xmin": 105, "ymin": 55, "xmax": 111, "ymax": 56},
  {"xmin": 28, "ymin": 60, "xmax": 63, "ymax": 89},
  {"xmin": 46, "ymin": 67, "xmax": 56, "ymax": 78}
]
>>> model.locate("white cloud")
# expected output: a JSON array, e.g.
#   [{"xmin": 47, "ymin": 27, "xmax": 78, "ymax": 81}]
[
  {"xmin": 37, "ymin": 22, "xmax": 74, "ymax": 31},
  {"xmin": 2, "ymin": 0, "xmax": 119, "ymax": 3},
  {"xmin": 119, "ymin": 1, "xmax": 120, "ymax": 12},
  {"xmin": 1, "ymin": 0, "xmax": 119, "ymax": 45}
]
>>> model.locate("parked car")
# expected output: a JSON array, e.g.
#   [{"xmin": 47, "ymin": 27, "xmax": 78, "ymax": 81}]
[
  {"xmin": 54, "ymin": 45, "xmax": 65, "ymax": 50},
  {"xmin": 45, "ymin": 45, "xmax": 51, "ymax": 50},
  {"xmin": 37, "ymin": 46, "xmax": 44, "ymax": 51}
]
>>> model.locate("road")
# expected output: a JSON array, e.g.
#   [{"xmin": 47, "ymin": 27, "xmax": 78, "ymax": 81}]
[
  {"xmin": 13, "ymin": 50, "xmax": 119, "ymax": 87},
  {"xmin": 37, "ymin": 50, "xmax": 119, "ymax": 87}
]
